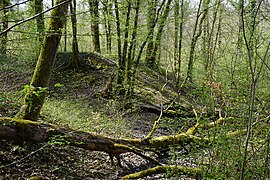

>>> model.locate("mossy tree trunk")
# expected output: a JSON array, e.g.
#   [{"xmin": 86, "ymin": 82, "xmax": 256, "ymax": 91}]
[
  {"xmin": 113, "ymin": 0, "xmax": 123, "ymax": 87},
  {"xmin": 176, "ymin": 0, "xmax": 184, "ymax": 86},
  {"xmin": 34, "ymin": 0, "xmax": 45, "ymax": 43},
  {"xmin": 15, "ymin": 0, "xmax": 70, "ymax": 121},
  {"xmin": 174, "ymin": 0, "xmax": 179, "ymax": 76}
]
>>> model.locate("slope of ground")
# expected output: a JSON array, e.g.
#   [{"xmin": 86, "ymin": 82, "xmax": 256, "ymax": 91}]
[{"xmin": 0, "ymin": 52, "xmax": 206, "ymax": 179}]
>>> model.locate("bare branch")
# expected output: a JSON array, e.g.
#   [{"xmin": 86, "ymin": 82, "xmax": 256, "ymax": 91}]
[
  {"xmin": 0, "ymin": 0, "xmax": 71, "ymax": 36},
  {"xmin": 0, "ymin": 0, "xmax": 30, "ymax": 11}
]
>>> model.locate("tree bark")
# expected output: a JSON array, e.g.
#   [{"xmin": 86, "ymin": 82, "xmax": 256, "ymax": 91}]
[
  {"xmin": 176, "ymin": 0, "xmax": 184, "ymax": 86},
  {"xmin": 0, "ymin": 117, "xmax": 210, "ymax": 153},
  {"xmin": 15, "ymin": 0, "xmax": 70, "ymax": 121}
]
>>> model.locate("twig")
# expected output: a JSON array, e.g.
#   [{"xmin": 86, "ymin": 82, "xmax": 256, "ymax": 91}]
[
  {"xmin": 0, "ymin": 143, "xmax": 49, "ymax": 169},
  {"xmin": 145, "ymin": 104, "xmax": 163, "ymax": 140}
]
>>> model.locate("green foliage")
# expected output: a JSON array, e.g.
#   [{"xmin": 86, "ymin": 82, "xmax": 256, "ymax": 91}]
[
  {"xmin": 53, "ymin": 83, "xmax": 64, "ymax": 88},
  {"xmin": 21, "ymin": 85, "xmax": 48, "ymax": 106}
]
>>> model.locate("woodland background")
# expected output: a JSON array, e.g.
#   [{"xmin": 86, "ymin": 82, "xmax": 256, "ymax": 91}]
[{"xmin": 0, "ymin": 0, "xmax": 269, "ymax": 179}]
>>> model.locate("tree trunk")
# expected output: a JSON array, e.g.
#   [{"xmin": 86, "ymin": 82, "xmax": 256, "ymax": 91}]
[
  {"xmin": 150, "ymin": 0, "xmax": 172, "ymax": 68},
  {"xmin": 126, "ymin": 0, "xmax": 140, "ymax": 99},
  {"xmin": 15, "ymin": 0, "xmax": 70, "ymax": 121},
  {"xmin": 121, "ymin": 0, "xmax": 131, "ymax": 69},
  {"xmin": 35, "ymin": 0, "xmax": 45, "ymax": 43},
  {"xmin": 69, "ymin": 0, "xmax": 79, "ymax": 68},
  {"xmin": 145, "ymin": 0, "xmax": 157, "ymax": 68},
  {"xmin": 181, "ymin": 0, "xmax": 209, "ymax": 86},
  {"xmin": 102, "ymin": 0, "xmax": 113, "ymax": 53},
  {"xmin": 0, "ymin": 117, "xmax": 209, "ymax": 158},
  {"xmin": 174, "ymin": 0, "xmax": 179, "ymax": 76},
  {"xmin": 114, "ymin": 0, "xmax": 123, "ymax": 88},
  {"xmin": 176, "ymin": 0, "xmax": 184, "ymax": 86},
  {"xmin": 204, "ymin": 0, "xmax": 222, "ymax": 80},
  {"xmin": 89, "ymin": 0, "xmax": 101, "ymax": 53}
]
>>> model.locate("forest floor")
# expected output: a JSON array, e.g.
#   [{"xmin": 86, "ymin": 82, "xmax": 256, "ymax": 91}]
[{"xmin": 0, "ymin": 52, "xmax": 212, "ymax": 179}]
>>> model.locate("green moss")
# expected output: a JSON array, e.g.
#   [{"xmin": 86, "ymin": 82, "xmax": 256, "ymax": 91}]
[
  {"xmin": 28, "ymin": 176, "xmax": 41, "ymax": 180},
  {"xmin": 0, "ymin": 117, "xmax": 38, "ymax": 127}
]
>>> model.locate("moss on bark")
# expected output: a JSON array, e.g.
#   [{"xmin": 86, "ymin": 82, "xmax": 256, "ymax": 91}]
[{"xmin": 15, "ymin": 0, "xmax": 70, "ymax": 121}]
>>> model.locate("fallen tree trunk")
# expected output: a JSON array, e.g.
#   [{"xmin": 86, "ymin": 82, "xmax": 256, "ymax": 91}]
[
  {"xmin": 0, "ymin": 117, "xmax": 223, "ymax": 178},
  {"xmin": 0, "ymin": 117, "xmax": 208, "ymax": 151},
  {"xmin": 0, "ymin": 117, "xmax": 160, "ymax": 165}
]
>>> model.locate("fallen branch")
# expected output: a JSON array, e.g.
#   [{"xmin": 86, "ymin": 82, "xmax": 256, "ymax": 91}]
[
  {"xmin": 145, "ymin": 104, "xmax": 163, "ymax": 140},
  {"xmin": 185, "ymin": 117, "xmax": 226, "ymax": 136},
  {"xmin": 121, "ymin": 165, "xmax": 202, "ymax": 179}
]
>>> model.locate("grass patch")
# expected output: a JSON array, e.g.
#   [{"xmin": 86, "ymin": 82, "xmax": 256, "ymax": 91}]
[{"xmin": 41, "ymin": 98, "xmax": 132, "ymax": 138}]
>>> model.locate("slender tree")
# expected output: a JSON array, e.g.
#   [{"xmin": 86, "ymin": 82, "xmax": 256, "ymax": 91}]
[
  {"xmin": 176, "ymin": 0, "xmax": 185, "ymax": 85},
  {"xmin": 89, "ymin": 0, "xmax": 101, "ymax": 53},
  {"xmin": 174, "ymin": 0, "xmax": 179, "ymax": 75},
  {"xmin": 239, "ymin": 0, "xmax": 268, "ymax": 178},
  {"xmin": 145, "ymin": 0, "xmax": 157, "ymax": 68},
  {"xmin": 69, "ymin": 0, "xmax": 79, "ymax": 68},
  {"xmin": 114, "ymin": 0, "xmax": 122, "ymax": 87},
  {"xmin": 181, "ymin": 0, "xmax": 209, "ymax": 86},
  {"xmin": 102, "ymin": 0, "xmax": 113, "ymax": 53},
  {"xmin": 149, "ymin": 0, "xmax": 172, "ymax": 68},
  {"xmin": 204, "ymin": 0, "xmax": 222, "ymax": 80},
  {"xmin": 16, "ymin": 0, "xmax": 71, "ymax": 121},
  {"xmin": 126, "ymin": 0, "xmax": 140, "ymax": 95}
]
